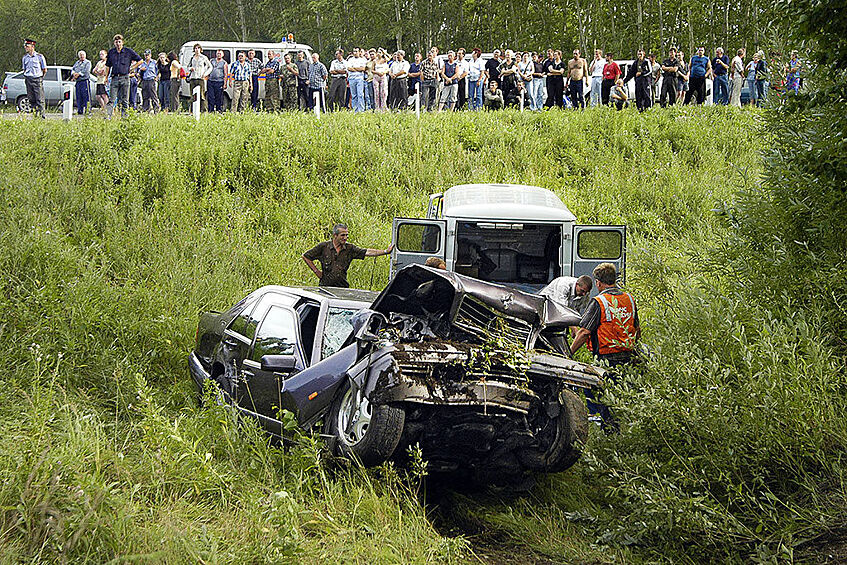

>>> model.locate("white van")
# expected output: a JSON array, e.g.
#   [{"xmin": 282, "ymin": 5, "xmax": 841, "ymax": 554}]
[
  {"xmin": 391, "ymin": 184, "xmax": 626, "ymax": 294},
  {"xmin": 178, "ymin": 40, "xmax": 313, "ymax": 109}
]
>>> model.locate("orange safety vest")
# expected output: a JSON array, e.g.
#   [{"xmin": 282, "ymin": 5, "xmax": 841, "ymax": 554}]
[{"xmin": 588, "ymin": 291, "xmax": 637, "ymax": 355}]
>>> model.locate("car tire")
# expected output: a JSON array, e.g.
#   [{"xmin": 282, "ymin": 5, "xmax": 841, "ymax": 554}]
[
  {"xmin": 518, "ymin": 388, "xmax": 588, "ymax": 473},
  {"xmin": 326, "ymin": 382, "xmax": 404, "ymax": 467},
  {"xmin": 16, "ymin": 95, "xmax": 31, "ymax": 113}
]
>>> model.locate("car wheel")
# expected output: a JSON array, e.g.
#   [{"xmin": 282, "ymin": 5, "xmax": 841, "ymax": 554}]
[
  {"xmin": 327, "ymin": 382, "xmax": 404, "ymax": 467},
  {"xmin": 518, "ymin": 388, "xmax": 588, "ymax": 473},
  {"xmin": 16, "ymin": 95, "xmax": 31, "ymax": 113}
]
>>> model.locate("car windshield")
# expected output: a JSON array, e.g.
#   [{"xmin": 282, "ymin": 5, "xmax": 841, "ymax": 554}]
[{"xmin": 322, "ymin": 307, "xmax": 359, "ymax": 359}]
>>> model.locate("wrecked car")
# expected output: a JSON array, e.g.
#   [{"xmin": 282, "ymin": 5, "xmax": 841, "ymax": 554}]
[{"xmin": 189, "ymin": 264, "xmax": 603, "ymax": 477}]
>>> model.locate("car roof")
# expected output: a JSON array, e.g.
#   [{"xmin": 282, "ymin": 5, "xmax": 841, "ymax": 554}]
[
  {"xmin": 181, "ymin": 41, "xmax": 312, "ymax": 51},
  {"xmin": 442, "ymin": 184, "xmax": 577, "ymax": 222},
  {"xmin": 253, "ymin": 285, "xmax": 378, "ymax": 308}
]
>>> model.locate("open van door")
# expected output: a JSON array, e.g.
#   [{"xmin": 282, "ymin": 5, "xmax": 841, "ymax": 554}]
[
  {"xmin": 571, "ymin": 225, "xmax": 626, "ymax": 293},
  {"xmin": 390, "ymin": 218, "xmax": 447, "ymax": 278}
]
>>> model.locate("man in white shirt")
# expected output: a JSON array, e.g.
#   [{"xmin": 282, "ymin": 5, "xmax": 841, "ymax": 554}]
[
  {"xmin": 729, "ymin": 48, "xmax": 745, "ymax": 107},
  {"xmin": 187, "ymin": 43, "xmax": 212, "ymax": 112},
  {"xmin": 539, "ymin": 275, "xmax": 593, "ymax": 314},
  {"xmin": 328, "ymin": 49, "xmax": 348, "ymax": 111},
  {"xmin": 346, "ymin": 48, "xmax": 367, "ymax": 112},
  {"xmin": 388, "ymin": 50, "xmax": 410, "ymax": 109},
  {"xmin": 455, "ymin": 48, "xmax": 470, "ymax": 109},
  {"xmin": 588, "ymin": 49, "xmax": 606, "ymax": 107},
  {"xmin": 467, "ymin": 49, "xmax": 487, "ymax": 110}
]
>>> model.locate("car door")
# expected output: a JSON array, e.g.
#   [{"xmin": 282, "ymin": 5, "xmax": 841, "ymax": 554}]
[
  {"xmin": 390, "ymin": 218, "xmax": 447, "ymax": 278},
  {"xmin": 571, "ymin": 225, "xmax": 626, "ymax": 294},
  {"xmin": 239, "ymin": 304, "xmax": 304, "ymax": 426},
  {"xmin": 42, "ymin": 68, "xmax": 61, "ymax": 105}
]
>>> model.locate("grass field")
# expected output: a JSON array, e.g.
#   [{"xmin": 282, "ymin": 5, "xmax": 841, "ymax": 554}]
[{"xmin": 1, "ymin": 108, "xmax": 844, "ymax": 563}]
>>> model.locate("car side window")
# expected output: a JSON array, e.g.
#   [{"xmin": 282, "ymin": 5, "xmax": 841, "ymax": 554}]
[
  {"xmin": 44, "ymin": 68, "xmax": 58, "ymax": 81},
  {"xmin": 229, "ymin": 292, "xmax": 297, "ymax": 340},
  {"xmin": 322, "ymin": 307, "xmax": 358, "ymax": 359},
  {"xmin": 251, "ymin": 306, "xmax": 298, "ymax": 361},
  {"xmin": 60, "ymin": 69, "xmax": 72, "ymax": 81}
]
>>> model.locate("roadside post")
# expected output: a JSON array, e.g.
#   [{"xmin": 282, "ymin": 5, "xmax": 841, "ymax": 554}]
[
  {"xmin": 415, "ymin": 83, "xmax": 420, "ymax": 118},
  {"xmin": 314, "ymin": 91, "xmax": 321, "ymax": 119},
  {"xmin": 62, "ymin": 83, "xmax": 73, "ymax": 121},
  {"xmin": 192, "ymin": 85, "xmax": 200, "ymax": 120}
]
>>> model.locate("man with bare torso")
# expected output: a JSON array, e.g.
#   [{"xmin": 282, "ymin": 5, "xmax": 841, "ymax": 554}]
[{"xmin": 566, "ymin": 49, "xmax": 590, "ymax": 108}]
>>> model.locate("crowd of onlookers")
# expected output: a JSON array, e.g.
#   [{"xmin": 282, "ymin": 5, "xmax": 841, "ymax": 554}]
[{"xmin": 20, "ymin": 33, "xmax": 804, "ymax": 117}]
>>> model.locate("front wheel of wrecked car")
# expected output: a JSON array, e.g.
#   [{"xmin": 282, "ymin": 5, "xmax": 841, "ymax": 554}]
[
  {"xmin": 518, "ymin": 388, "xmax": 588, "ymax": 473},
  {"xmin": 327, "ymin": 383, "xmax": 405, "ymax": 467}
]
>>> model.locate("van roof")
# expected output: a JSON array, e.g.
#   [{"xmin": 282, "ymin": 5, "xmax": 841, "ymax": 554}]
[
  {"xmin": 442, "ymin": 184, "xmax": 576, "ymax": 222},
  {"xmin": 180, "ymin": 41, "xmax": 312, "ymax": 51}
]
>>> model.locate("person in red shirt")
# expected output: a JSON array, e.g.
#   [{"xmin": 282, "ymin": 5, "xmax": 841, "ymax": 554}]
[{"xmin": 601, "ymin": 53, "xmax": 621, "ymax": 105}]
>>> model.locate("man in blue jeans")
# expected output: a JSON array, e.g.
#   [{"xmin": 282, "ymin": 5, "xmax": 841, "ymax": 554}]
[
  {"xmin": 712, "ymin": 47, "xmax": 730, "ymax": 105},
  {"xmin": 105, "ymin": 34, "xmax": 141, "ymax": 117},
  {"xmin": 347, "ymin": 48, "xmax": 367, "ymax": 112},
  {"xmin": 71, "ymin": 50, "xmax": 91, "ymax": 115}
]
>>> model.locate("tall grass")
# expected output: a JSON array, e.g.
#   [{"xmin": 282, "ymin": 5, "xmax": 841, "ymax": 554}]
[{"xmin": 2, "ymin": 107, "xmax": 839, "ymax": 562}]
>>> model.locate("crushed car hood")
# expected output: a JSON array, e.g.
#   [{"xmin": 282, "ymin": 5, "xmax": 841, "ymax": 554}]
[{"xmin": 371, "ymin": 264, "xmax": 582, "ymax": 332}]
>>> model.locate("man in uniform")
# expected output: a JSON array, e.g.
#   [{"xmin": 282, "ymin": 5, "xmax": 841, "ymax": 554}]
[
  {"xmin": 280, "ymin": 53, "xmax": 299, "ymax": 110},
  {"xmin": 570, "ymin": 263, "xmax": 640, "ymax": 427},
  {"xmin": 21, "ymin": 39, "xmax": 47, "ymax": 117},
  {"xmin": 302, "ymin": 224, "xmax": 393, "ymax": 288},
  {"xmin": 261, "ymin": 50, "xmax": 280, "ymax": 111},
  {"xmin": 539, "ymin": 274, "xmax": 593, "ymax": 314}
]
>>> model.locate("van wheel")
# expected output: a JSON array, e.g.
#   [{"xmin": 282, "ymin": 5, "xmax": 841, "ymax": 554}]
[
  {"xmin": 326, "ymin": 382, "xmax": 404, "ymax": 467},
  {"xmin": 16, "ymin": 96, "xmax": 31, "ymax": 113},
  {"xmin": 519, "ymin": 389, "xmax": 588, "ymax": 473}
]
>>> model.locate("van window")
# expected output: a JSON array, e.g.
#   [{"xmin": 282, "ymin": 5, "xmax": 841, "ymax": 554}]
[
  {"xmin": 204, "ymin": 49, "xmax": 230, "ymax": 63},
  {"xmin": 577, "ymin": 230, "xmax": 622, "ymax": 260},
  {"xmin": 454, "ymin": 222, "xmax": 562, "ymax": 285},
  {"xmin": 396, "ymin": 222, "xmax": 441, "ymax": 253}
]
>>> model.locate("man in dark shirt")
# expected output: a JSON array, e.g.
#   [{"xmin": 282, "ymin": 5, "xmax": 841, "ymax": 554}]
[
  {"xmin": 302, "ymin": 224, "xmax": 393, "ymax": 288},
  {"xmin": 625, "ymin": 49, "xmax": 652, "ymax": 111},
  {"xmin": 659, "ymin": 47, "xmax": 679, "ymax": 107},
  {"xmin": 296, "ymin": 51, "xmax": 310, "ymax": 110},
  {"xmin": 485, "ymin": 49, "xmax": 502, "ymax": 88},
  {"xmin": 712, "ymin": 47, "xmax": 730, "ymax": 105},
  {"xmin": 105, "ymin": 34, "xmax": 141, "ymax": 118}
]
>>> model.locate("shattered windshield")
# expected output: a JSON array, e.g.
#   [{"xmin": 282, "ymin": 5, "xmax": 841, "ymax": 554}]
[{"xmin": 322, "ymin": 307, "xmax": 359, "ymax": 359}]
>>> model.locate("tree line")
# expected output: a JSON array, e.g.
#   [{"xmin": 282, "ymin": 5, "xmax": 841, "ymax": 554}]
[{"xmin": 1, "ymin": 0, "xmax": 789, "ymax": 77}]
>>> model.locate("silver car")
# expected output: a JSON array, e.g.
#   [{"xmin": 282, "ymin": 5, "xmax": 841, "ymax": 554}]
[{"xmin": 2, "ymin": 66, "xmax": 97, "ymax": 112}]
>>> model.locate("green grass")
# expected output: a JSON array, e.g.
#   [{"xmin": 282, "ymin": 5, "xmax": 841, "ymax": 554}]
[{"xmin": 1, "ymin": 107, "xmax": 843, "ymax": 563}]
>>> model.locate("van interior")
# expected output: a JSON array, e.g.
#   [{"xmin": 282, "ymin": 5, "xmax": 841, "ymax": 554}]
[{"xmin": 454, "ymin": 221, "xmax": 562, "ymax": 286}]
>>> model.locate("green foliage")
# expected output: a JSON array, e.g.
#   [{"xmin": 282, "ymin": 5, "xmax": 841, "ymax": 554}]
[{"xmin": 3, "ymin": 107, "xmax": 843, "ymax": 562}]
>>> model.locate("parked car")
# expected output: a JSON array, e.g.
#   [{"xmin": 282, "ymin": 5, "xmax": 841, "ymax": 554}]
[
  {"xmin": 189, "ymin": 265, "xmax": 603, "ymax": 479},
  {"xmin": 2, "ymin": 67, "xmax": 96, "ymax": 112}
]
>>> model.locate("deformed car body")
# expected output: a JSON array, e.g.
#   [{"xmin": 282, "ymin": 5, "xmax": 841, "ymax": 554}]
[{"xmin": 189, "ymin": 264, "xmax": 603, "ymax": 477}]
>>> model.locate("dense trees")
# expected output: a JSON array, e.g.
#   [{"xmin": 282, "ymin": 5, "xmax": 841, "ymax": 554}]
[{"xmin": 1, "ymin": 0, "xmax": 786, "ymax": 75}]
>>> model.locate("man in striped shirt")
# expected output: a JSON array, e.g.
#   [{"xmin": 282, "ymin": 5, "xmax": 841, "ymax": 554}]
[{"xmin": 230, "ymin": 51, "xmax": 252, "ymax": 112}]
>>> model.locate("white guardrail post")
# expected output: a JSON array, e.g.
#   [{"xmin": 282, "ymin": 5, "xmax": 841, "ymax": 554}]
[
  {"xmin": 63, "ymin": 83, "xmax": 73, "ymax": 121},
  {"xmin": 314, "ymin": 91, "xmax": 321, "ymax": 119},
  {"xmin": 192, "ymin": 85, "xmax": 200, "ymax": 120}
]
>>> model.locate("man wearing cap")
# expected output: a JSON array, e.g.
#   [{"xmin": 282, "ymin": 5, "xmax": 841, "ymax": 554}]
[
  {"xmin": 105, "ymin": 34, "xmax": 142, "ymax": 117},
  {"xmin": 138, "ymin": 50, "xmax": 160, "ymax": 112},
  {"xmin": 22, "ymin": 39, "xmax": 47, "ymax": 117}
]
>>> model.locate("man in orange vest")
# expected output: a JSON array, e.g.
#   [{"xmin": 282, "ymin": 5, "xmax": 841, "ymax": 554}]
[{"xmin": 570, "ymin": 262, "xmax": 640, "ymax": 427}]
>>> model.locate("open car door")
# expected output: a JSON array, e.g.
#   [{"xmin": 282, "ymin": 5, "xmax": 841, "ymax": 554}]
[
  {"xmin": 571, "ymin": 225, "xmax": 626, "ymax": 294},
  {"xmin": 390, "ymin": 218, "xmax": 447, "ymax": 279}
]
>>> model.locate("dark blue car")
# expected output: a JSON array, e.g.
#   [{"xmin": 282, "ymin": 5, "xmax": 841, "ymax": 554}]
[{"xmin": 189, "ymin": 265, "xmax": 603, "ymax": 479}]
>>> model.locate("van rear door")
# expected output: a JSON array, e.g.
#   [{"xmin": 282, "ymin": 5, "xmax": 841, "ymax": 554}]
[
  {"xmin": 571, "ymin": 225, "xmax": 626, "ymax": 289},
  {"xmin": 390, "ymin": 218, "xmax": 447, "ymax": 278}
]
